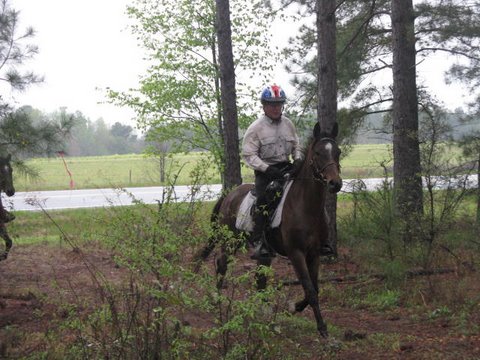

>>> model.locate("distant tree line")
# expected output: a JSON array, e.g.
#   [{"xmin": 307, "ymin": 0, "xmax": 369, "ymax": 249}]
[
  {"xmin": 17, "ymin": 106, "xmax": 145, "ymax": 157},
  {"xmin": 354, "ymin": 110, "xmax": 480, "ymax": 145}
]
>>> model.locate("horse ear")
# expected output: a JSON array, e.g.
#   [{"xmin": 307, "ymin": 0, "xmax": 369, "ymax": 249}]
[
  {"xmin": 314, "ymin": 122, "xmax": 338, "ymax": 139},
  {"xmin": 313, "ymin": 122, "xmax": 321, "ymax": 139},
  {"xmin": 331, "ymin": 122, "xmax": 338, "ymax": 139}
]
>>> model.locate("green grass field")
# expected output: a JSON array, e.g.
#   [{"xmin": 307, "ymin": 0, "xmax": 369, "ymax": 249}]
[
  {"xmin": 8, "ymin": 143, "xmax": 394, "ymax": 245},
  {"xmin": 14, "ymin": 144, "xmax": 394, "ymax": 192}
]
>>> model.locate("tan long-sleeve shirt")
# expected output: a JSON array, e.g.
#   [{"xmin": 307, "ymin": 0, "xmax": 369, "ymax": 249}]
[{"xmin": 242, "ymin": 114, "xmax": 303, "ymax": 172}]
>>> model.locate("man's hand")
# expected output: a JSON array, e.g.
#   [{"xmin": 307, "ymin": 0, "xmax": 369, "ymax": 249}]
[
  {"xmin": 265, "ymin": 166, "xmax": 284, "ymax": 179},
  {"xmin": 290, "ymin": 159, "xmax": 304, "ymax": 177}
]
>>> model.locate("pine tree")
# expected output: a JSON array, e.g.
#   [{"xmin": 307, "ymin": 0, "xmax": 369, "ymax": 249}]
[{"xmin": 0, "ymin": 0, "xmax": 73, "ymax": 159}]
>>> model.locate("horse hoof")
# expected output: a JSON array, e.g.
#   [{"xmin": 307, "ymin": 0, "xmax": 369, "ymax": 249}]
[
  {"xmin": 0, "ymin": 253, "xmax": 7, "ymax": 261},
  {"xmin": 319, "ymin": 326, "xmax": 329, "ymax": 338},
  {"xmin": 216, "ymin": 281, "xmax": 227, "ymax": 290},
  {"xmin": 192, "ymin": 261, "xmax": 202, "ymax": 273}
]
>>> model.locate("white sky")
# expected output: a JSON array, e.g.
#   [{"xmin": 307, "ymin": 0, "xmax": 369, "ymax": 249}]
[
  {"xmin": 6, "ymin": 0, "xmax": 473, "ymax": 128},
  {"xmin": 10, "ymin": 0, "xmax": 145, "ymax": 126}
]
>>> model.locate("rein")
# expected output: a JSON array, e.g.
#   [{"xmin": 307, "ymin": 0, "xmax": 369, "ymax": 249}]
[{"xmin": 310, "ymin": 161, "xmax": 338, "ymax": 183}]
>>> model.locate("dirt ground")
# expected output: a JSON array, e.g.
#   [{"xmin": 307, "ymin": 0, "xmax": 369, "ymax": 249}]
[{"xmin": 1, "ymin": 243, "xmax": 479, "ymax": 359}]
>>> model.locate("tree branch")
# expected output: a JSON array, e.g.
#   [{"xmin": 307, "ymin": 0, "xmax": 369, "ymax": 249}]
[{"xmin": 417, "ymin": 47, "xmax": 480, "ymax": 62}]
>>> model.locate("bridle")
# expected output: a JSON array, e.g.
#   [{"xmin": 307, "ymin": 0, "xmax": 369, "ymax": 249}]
[
  {"xmin": 309, "ymin": 137, "xmax": 340, "ymax": 183},
  {"xmin": 311, "ymin": 161, "xmax": 339, "ymax": 183}
]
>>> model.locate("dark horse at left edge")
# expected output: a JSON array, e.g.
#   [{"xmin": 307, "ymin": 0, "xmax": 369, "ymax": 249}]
[
  {"xmin": 0, "ymin": 154, "xmax": 15, "ymax": 261},
  {"xmin": 195, "ymin": 122, "xmax": 342, "ymax": 337}
]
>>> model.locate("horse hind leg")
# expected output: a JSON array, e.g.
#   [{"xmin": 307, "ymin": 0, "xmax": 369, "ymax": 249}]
[
  {"xmin": 215, "ymin": 234, "xmax": 250, "ymax": 289},
  {"xmin": 0, "ymin": 226, "xmax": 12, "ymax": 261},
  {"xmin": 192, "ymin": 235, "xmax": 218, "ymax": 273},
  {"xmin": 215, "ymin": 246, "xmax": 229, "ymax": 289},
  {"xmin": 255, "ymin": 256, "xmax": 273, "ymax": 290},
  {"xmin": 192, "ymin": 196, "xmax": 225, "ymax": 273}
]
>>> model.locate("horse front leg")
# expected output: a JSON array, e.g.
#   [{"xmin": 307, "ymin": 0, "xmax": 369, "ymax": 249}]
[
  {"xmin": 0, "ymin": 225, "xmax": 12, "ymax": 261},
  {"xmin": 307, "ymin": 254, "xmax": 328, "ymax": 337},
  {"xmin": 289, "ymin": 250, "xmax": 328, "ymax": 338},
  {"xmin": 290, "ymin": 251, "xmax": 311, "ymax": 312}
]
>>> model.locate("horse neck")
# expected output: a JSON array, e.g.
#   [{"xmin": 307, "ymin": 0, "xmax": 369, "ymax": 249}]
[{"xmin": 289, "ymin": 149, "xmax": 326, "ymax": 211}]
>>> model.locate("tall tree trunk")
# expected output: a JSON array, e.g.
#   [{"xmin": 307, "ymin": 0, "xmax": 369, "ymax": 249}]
[
  {"xmin": 215, "ymin": 0, "xmax": 242, "ymax": 190},
  {"xmin": 477, "ymin": 152, "xmax": 480, "ymax": 225},
  {"xmin": 316, "ymin": 0, "xmax": 338, "ymax": 255},
  {"xmin": 211, "ymin": 30, "xmax": 225, "ymax": 187},
  {"xmin": 391, "ymin": 0, "xmax": 423, "ymax": 236}
]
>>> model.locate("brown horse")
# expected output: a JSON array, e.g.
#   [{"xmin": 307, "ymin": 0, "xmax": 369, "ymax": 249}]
[
  {"xmin": 195, "ymin": 122, "xmax": 342, "ymax": 337},
  {"xmin": 0, "ymin": 154, "xmax": 15, "ymax": 261}
]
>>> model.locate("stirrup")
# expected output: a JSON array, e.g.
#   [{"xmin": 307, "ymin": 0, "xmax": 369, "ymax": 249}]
[{"xmin": 250, "ymin": 239, "xmax": 276, "ymax": 260}]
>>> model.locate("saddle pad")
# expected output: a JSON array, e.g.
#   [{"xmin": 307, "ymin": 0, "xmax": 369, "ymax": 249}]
[
  {"xmin": 235, "ymin": 191, "xmax": 256, "ymax": 232},
  {"xmin": 271, "ymin": 180, "xmax": 293, "ymax": 227},
  {"xmin": 235, "ymin": 180, "xmax": 293, "ymax": 232}
]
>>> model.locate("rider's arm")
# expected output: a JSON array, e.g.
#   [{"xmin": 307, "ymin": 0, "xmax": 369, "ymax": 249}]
[{"xmin": 242, "ymin": 123, "xmax": 269, "ymax": 172}]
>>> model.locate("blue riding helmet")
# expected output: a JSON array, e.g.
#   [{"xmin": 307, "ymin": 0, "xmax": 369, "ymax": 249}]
[{"xmin": 260, "ymin": 84, "xmax": 286, "ymax": 104}]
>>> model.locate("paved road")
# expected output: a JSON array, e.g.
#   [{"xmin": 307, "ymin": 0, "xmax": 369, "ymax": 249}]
[
  {"xmin": 3, "ymin": 185, "xmax": 223, "ymax": 212},
  {"xmin": 3, "ymin": 175, "xmax": 477, "ymax": 212}
]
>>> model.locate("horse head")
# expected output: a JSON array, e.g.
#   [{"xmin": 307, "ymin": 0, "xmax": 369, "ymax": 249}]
[
  {"xmin": 0, "ymin": 154, "xmax": 15, "ymax": 197},
  {"xmin": 307, "ymin": 122, "xmax": 342, "ymax": 193}
]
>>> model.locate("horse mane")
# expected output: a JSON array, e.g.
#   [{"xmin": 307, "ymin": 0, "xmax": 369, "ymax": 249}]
[{"xmin": 303, "ymin": 136, "xmax": 316, "ymax": 163}]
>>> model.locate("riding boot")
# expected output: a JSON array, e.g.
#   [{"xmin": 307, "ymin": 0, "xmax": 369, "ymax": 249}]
[{"xmin": 250, "ymin": 210, "xmax": 275, "ymax": 260}]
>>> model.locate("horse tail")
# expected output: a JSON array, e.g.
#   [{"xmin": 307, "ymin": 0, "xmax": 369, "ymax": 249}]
[
  {"xmin": 192, "ymin": 195, "xmax": 225, "ymax": 272},
  {"xmin": 210, "ymin": 193, "xmax": 224, "ymax": 224}
]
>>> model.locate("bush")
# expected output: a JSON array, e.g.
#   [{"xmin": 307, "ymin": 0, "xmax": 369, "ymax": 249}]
[{"xmin": 56, "ymin": 162, "xmax": 290, "ymax": 359}]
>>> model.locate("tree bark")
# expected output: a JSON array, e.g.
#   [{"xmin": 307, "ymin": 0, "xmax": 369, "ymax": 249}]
[
  {"xmin": 215, "ymin": 0, "xmax": 242, "ymax": 190},
  {"xmin": 391, "ymin": 0, "xmax": 423, "ymax": 228},
  {"xmin": 316, "ymin": 0, "xmax": 338, "ymax": 255},
  {"xmin": 477, "ymin": 152, "xmax": 480, "ymax": 225}
]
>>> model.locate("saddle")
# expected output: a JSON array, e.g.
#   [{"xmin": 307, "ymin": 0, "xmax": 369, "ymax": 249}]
[{"xmin": 235, "ymin": 180, "xmax": 293, "ymax": 232}]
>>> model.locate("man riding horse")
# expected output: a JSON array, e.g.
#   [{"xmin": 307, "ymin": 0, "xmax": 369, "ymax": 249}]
[{"xmin": 242, "ymin": 84, "xmax": 334, "ymax": 260}]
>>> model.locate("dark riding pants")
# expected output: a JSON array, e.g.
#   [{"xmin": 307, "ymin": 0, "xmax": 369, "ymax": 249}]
[{"xmin": 252, "ymin": 161, "xmax": 291, "ymax": 234}]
